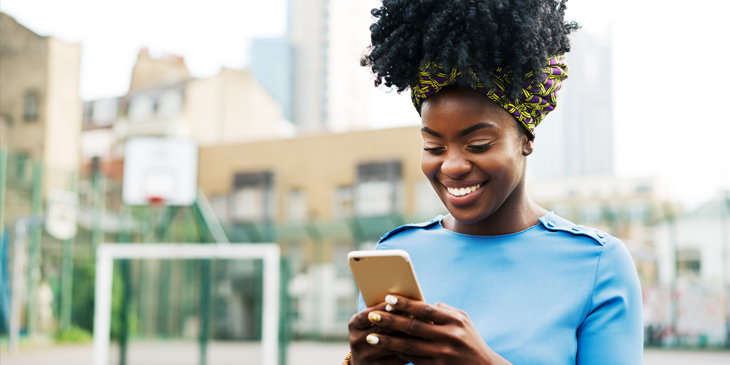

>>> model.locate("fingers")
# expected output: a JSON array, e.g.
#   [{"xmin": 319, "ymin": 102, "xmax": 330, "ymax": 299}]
[
  {"xmin": 383, "ymin": 295, "xmax": 455, "ymax": 324},
  {"xmin": 368, "ymin": 307, "xmax": 443, "ymax": 340},
  {"xmin": 364, "ymin": 332, "xmax": 441, "ymax": 358},
  {"xmin": 348, "ymin": 302, "xmax": 390, "ymax": 331}
]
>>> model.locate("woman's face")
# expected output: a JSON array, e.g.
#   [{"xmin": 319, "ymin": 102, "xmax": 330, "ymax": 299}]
[{"xmin": 420, "ymin": 87, "xmax": 532, "ymax": 227}]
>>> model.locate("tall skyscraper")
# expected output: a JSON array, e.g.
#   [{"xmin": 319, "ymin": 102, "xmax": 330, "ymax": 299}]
[
  {"xmin": 528, "ymin": 30, "xmax": 614, "ymax": 179},
  {"xmin": 254, "ymin": 0, "xmax": 372, "ymax": 133}
]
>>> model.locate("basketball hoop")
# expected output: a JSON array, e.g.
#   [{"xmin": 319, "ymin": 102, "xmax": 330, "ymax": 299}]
[{"xmin": 147, "ymin": 196, "xmax": 165, "ymax": 207}]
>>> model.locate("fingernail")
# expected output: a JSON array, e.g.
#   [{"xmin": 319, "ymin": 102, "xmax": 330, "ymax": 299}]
[
  {"xmin": 385, "ymin": 295, "xmax": 398, "ymax": 305},
  {"xmin": 366, "ymin": 334, "xmax": 379, "ymax": 345},
  {"xmin": 368, "ymin": 312, "xmax": 381, "ymax": 322},
  {"xmin": 385, "ymin": 304, "xmax": 394, "ymax": 312}
]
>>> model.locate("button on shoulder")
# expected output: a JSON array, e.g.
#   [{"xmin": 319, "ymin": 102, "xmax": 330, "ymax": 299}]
[{"xmin": 538, "ymin": 213, "xmax": 610, "ymax": 246}]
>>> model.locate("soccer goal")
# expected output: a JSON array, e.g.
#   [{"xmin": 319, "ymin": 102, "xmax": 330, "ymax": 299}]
[{"xmin": 93, "ymin": 243, "xmax": 280, "ymax": 365}]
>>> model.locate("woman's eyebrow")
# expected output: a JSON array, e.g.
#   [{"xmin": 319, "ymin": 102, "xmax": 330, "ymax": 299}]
[
  {"xmin": 459, "ymin": 122, "xmax": 497, "ymax": 137},
  {"xmin": 421, "ymin": 126, "xmax": 442, "ymax": 138},
  {"xmin": 421, "ymin": 122, "xmax": 497, "ymax": 138}
]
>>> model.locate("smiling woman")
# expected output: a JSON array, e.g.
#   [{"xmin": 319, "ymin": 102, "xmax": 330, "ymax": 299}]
[{"xmin": 346, "ymin": 1, "xmax": 643, "ymax": 364}]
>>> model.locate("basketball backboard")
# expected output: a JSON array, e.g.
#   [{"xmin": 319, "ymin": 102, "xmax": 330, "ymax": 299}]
[{"xmin": 122, "ymin": 138, "xmax": 198, "ymax": 205}]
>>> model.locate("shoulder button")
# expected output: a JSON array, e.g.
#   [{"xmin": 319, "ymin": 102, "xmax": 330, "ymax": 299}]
[{"xmin": 546, "ymin": 221, "xmax": 555, "ymax": 228}]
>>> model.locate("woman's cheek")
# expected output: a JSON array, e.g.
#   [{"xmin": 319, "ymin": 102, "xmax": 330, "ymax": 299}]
[{"xmin": 421, "ymin": 155, "xmax": 438, "ymax": 177}]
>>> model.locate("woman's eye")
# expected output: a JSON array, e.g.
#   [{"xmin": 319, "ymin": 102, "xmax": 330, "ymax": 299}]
[
  {"xmin": 423, "ymin": 147, "xmax": 446, "ymax": 154},
  {"xmin": 467, "ymin": 143, "xmax": 492, "ymax": 152}
]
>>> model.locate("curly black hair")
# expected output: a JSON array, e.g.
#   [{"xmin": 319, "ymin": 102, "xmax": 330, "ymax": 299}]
[{"xmin": 361, "ymin": 0, "xmax": 580, "ymax": 99}]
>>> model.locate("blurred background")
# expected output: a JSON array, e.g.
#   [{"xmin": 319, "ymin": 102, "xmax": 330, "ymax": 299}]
[{"xmin": 1, "ymin": 0, "xmax": 729, "ymax": 364}]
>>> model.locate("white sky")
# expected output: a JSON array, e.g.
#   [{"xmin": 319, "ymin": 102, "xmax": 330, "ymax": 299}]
[{"xmin": 2, "ymin": 0, "xmax": 729, "ymax": 209}]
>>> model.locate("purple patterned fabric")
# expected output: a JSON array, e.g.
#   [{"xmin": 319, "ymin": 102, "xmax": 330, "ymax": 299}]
[{"xmin": 411, "ymin": 55, "xmax": 569, "ymax": 136}]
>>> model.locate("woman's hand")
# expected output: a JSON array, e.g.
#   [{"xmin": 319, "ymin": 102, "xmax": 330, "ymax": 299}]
[
  {"xmin": 348, "ymin": 302, "xmax": 409, "ymax": 365},
  {"xmin": 364, "ymin": 295, "xmax": 513, "ymax": 365}
]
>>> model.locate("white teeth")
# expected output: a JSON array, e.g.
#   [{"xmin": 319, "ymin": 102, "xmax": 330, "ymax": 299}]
[{"xmin": 447, "ymin": 183, "xmax": 482, "ymax": 197}]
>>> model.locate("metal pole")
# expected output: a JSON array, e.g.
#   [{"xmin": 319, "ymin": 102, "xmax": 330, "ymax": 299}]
[
  {"xmin": 0, "ymin": 149, "xmax": 7, "ymax": 271},
  {"xmin": 26, "ymin": 161, "xmax": 43, "ymax": 337},
  {"xmin": 0, "ymin": 149, "xmax": 7, "ymax": 340},
  {"xmin": 118, "ymin": 204, "xmax": 132, "ymax": 365},
  {"xmin": 9, "ymin": 218, "xmax": 27, "ymax": 353},
  {"xmin": 307, "ymin": 222, "xmax": 324, "ymax": 340},
  {"xmin": 666, "ymin": 204, "xmax": 679, "ymax": 348},
  {"xmin": 60, "ymin": 171, "xmax": 77, "ymax": 330},
  {"xmin": 193, "ymin": 199, "xmax": 211, "ymax": 365},
  {"xmin": 91, "ymin": 157, "xmax": 105, "ymax": 254},
  {"xmin": 278, "ymin": 257, "xmax": 290, "ymax": 365},
  {"xmin": 92, "ymin": 246, "xmax": 114, "ymax": 365},
  {"xmin": 721, "ymin": 191, "xmax": 730, "ymax": 348},
  {"xmin": 199, "ymin": 259, "xmax": 210, "ymax": 365},
  {"xmin": 190, "ymin": 191, "xmax": 231, "ymax": 365}
]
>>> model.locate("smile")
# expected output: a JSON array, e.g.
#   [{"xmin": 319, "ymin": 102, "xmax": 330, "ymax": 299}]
[{"xmin": 446, "ymin": 183, "xmax": 482, "ymax": 197}]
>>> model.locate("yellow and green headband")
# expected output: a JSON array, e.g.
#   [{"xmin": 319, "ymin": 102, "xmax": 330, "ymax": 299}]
[{"xmin": 410, "ymin": 55, "xmax": 569, "ymax": 136}]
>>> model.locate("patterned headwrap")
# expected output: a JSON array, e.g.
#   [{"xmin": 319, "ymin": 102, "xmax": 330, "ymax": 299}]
[{"xmin": 410, "ymin": 55, "xmax": 568, "ymax": 136}]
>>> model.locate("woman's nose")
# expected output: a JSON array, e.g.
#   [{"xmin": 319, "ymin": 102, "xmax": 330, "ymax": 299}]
[{"xmin": 441, "ymin": 151, "xmax": 471, "ymax": 178}]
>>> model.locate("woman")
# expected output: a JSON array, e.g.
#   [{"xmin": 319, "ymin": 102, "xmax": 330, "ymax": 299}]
[{"xmin": 345, "ymin": 0, "xmax": 643, "ymax": 364}]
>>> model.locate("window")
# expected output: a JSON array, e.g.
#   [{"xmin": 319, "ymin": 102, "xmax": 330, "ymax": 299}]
[
  {"xmin": 676, "ymin": 249, "xmax": 701, "ymax": 278},
  {"xmin": 337, "ymin": 296, "xmax": 357, "ymax": 322},
  {"xmin": 157, "ymin": 90, "xmax": 183, "ymax": 118},
  {"xmin": 210, "ymin": 195, "xmax": 230, "ymax": 224},
  {"xmin": 355, "ymin": 161, "xmax": 402, "ymax": 216},
  {"xmin": 128, "ymin": 95, "xmax": 154, "ymax": 122},
  {"xmin": 627, "ymin": 202, "xmax": 648, "ymax": 222},
  {"xmin": 23, "ymin": 91, "xmax": 39, "ymax": 121},
  {"xmin": 285, "ymin": 189, "xmax": 308, "ymax": 222},
  {"xmin": 231, "ymin": 171, "xmax": 274, "ymax": 222},
  {"xmin": 333, "ymin": 186, "xmax": 353, "ymax": 219},
  {"xmin": 581, "ymin": 204, "xmax": 602, "ymax": 224},
  {"xmin": 332, "ymin": 244, "xmax": 352, "ymax": 278},
  {"xmin": 415, "ymin": 180, "xmax": 445, "ymax": 218},
  {"xmin": 91, "ymin": 98, "xmax": 119, "ymax": 126},
  {"xmin": 14, "ymin": 153, "xmax": 30, "ymax": 180}
]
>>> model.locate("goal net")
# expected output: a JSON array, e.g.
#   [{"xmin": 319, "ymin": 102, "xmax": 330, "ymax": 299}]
[{"xmin": 93, "ymin": 243, "xmax": 280, "ymax": 365}]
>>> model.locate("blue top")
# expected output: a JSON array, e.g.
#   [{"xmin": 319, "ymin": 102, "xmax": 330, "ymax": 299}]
[{"xmin": 359, "ymin": 212, "xmax": 643, "ymax": 364}]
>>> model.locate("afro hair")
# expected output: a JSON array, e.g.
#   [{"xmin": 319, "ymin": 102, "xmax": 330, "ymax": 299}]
[{"xmin": 361, "ymin": 0, "xmax": 580, "ymax": 99}]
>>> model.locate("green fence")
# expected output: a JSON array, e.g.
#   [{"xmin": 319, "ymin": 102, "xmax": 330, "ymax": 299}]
[{"xmin": 0, "ymin": 149, "xmax": 417, "ymax": 364}]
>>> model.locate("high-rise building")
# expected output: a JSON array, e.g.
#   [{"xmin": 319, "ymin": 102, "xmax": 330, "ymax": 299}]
[
  {"xmin": 251, "ymin": 37, "xmax": 294, "ymax": 123},
  {"xmin": 528, "ymin": 30, "xmax": 614, "ymax": 179},
  {"xmin": 258, "ymin": 0, "xmax": 372, "ymax": 133}
]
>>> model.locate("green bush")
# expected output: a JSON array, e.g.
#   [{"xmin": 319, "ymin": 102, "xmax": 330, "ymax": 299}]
[{"xmin": 55, "ymin": 325, "xmax": 93, "ymax": 343}]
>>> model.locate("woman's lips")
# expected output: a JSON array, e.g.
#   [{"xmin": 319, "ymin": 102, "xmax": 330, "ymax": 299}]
[
  {"xmin": 446, "ymin": 183, "xmax": 482, "ymax": 197},
  {"xmin": 442, "ymin": 181, "xmax": 486, "ymax": 206}
]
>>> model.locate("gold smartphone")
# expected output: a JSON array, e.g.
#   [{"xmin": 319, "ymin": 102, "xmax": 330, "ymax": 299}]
[{"xmin": 348, "ymin": 249, "xmax": 425, "ymax": 307}]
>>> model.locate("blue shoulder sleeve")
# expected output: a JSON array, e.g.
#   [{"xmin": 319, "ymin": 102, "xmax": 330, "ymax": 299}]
[
  {"xmin": 576, "ymin": 237, "xmax": 644, "ymax": 364},
  {"xmin": 356, "ymin": 217, "xmax": 441, "ymax": 312}
]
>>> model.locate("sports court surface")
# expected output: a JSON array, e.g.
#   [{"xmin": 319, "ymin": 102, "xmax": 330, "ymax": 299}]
[{"xmin": 2, "ymin": 341, "xmax": 730, "ymax": 365}]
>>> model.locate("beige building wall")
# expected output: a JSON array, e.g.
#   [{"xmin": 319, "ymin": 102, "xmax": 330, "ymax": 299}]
[
  {"xmin": 185, "ymin": 67, "xmax": 284, "ymax": 146},
  {"xmin": 198, "ymin": 126, "xmax": 430, "ymax": 222},
  {"xmin": 44, "ymin": 36, "xmax": 82, "ymax": 190},
  {"xmin": 0, "ymin": 13, "xmax": 82, "ymax": 193},
  {"xmin": 129, "ymin": 49, "xmax": 191, "ymax": 91},
  {"xmin": 0, "ymin": 12, "xmax": 49, "ymax": 159}
]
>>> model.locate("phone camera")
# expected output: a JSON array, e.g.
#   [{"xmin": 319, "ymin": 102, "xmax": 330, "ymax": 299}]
[{"xmin": 354, "ymin": 258, "xmax": 360, "ymax": 261}]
